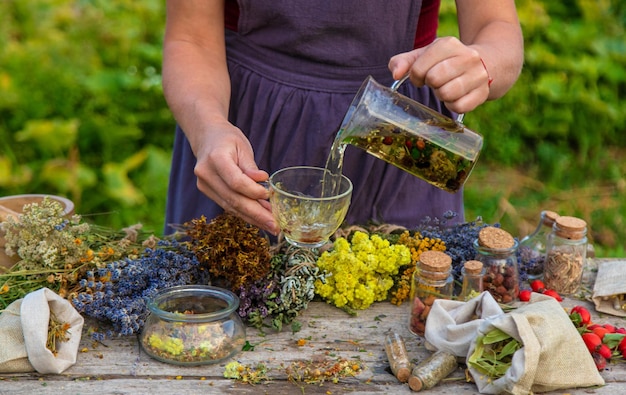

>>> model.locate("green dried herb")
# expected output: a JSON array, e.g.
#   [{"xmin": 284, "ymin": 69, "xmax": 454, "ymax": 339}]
[{"xmin": 468, "ymin": 328, "xmax": 521, "ymax": 379}]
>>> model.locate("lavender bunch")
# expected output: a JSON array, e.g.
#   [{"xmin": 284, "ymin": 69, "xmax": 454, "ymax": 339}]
[
  {"xmin": 72, "ymin": 240, "xmax": 206, "ymax": 339},
  {"xmin": 416, "ymin": 212, "xmax": 492, "ymax": 283}
]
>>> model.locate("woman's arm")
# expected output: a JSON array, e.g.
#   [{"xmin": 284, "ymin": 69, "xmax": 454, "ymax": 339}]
[
  {"xmin": 163, "ymin": 0, "xmax": 277, "ymax": 234},
  {"xmin": 388, "ymin": 0, "xmax": 523, "ymax": 113}
]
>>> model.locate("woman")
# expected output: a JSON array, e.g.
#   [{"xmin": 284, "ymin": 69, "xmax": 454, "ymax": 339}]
[{"xmin": 162, "ymin": 0, "xmax": 523, "ymax": 235}]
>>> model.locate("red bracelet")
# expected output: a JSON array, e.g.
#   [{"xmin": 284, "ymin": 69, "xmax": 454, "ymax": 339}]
[{"xmin": 480, "ymin": 57, "xmax": 493, "ymax": 88}]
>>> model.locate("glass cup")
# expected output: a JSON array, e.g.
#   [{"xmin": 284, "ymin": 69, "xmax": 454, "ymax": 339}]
[{"xmin": 268, "ymin": 166, "xmax": 352, "ymax": 248}]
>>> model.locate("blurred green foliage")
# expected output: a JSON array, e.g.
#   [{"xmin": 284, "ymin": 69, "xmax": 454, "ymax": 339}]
[
  {"xmin": 0, "ymin": 0, "xmax": 624, "ymax": 255},
  {"xmin": 0, "ymin": 0, "xmax": 173, "ymax": 232}
]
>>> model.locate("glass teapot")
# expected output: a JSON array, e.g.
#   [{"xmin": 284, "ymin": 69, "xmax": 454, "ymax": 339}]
[{"xmin": 333, "ymin": 75, "xmax": 483, "ymax": 193}]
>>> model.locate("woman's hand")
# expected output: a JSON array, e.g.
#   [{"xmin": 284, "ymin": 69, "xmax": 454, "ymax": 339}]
[
  {"xmin": 388, "ymin": 0, "xmax": 523, "ymax": 114},
  {"xmin": 191, "ymin": 119, "xmax": 279, "ymax": 235},
  {"xmin": 163, "ymin": 1, "xmax": 279, "ymax": 235},
  {"xmin": 389, "ymin": 37, "xmax": 491, "ymax": 114}
]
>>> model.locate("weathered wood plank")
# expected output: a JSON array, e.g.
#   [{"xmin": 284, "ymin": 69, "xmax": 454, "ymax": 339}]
[{"xmin": 1, "ymin": 258, "xmax": 626, "ymax": 394}]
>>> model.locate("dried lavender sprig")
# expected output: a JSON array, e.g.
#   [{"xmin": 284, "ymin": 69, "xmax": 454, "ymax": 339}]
[{"xmin": 72, "ymin": 240, "xmax": 205, "ymax": 339}]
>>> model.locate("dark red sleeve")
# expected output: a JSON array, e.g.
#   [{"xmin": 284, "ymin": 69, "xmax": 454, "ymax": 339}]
[
  {"xmin": 414, "ymin": 0, "xmax": 440, "ymax": 48},
  {"xmin": 224, "ymin": 0, "xmax": 239, "ymax": 31}
]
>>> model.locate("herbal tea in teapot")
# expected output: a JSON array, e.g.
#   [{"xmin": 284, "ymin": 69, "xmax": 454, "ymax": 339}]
[{"xmin": 326, "ymin": 76, "xmax": 483, "ymax": 193}]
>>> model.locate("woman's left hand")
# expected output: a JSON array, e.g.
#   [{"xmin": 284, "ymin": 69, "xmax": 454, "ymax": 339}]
[{"xmin": 388, "ymin": 36, "xmax": 491, "ymax": 114}]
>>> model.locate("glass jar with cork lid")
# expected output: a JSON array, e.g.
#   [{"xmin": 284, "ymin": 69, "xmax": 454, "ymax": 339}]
[
  {"xmin": 544, "ymin": 216, "xmax": 587, "ymax": 295},
  {"xmin": 460, "ymin": 260, "xmax": 484, "ymax": 301},
  {"xmin": 408, "ymin": 250, "xmax": 453, "ymax": 336},
  {"xmin": 518, "ymin": 210, "xmax": 559, "ymax": 281},
  {"xmin": 474, "ymin": 226, "xmax": 519, "ymax": 303}
]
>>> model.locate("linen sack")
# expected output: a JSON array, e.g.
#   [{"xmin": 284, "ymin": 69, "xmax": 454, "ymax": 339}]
[
  {"xmin": 0, "ymin": 287, "xmax": 84, "ymax": 374},
  {"xmin": 467, "ymin": 293, "xmax": 604, "ymax": 395},
  {"xmin": 424, "ymin": 291, "xmax": 504, "ymax": 358},
  {"xmin": 592, "ymin": 260, "xmax": 626, "ymax": 317}
]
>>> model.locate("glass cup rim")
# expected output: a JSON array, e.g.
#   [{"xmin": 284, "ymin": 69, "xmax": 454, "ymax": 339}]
[{"xmin": 269, "ymin": 165, "xmax": 353, "ymax": 200}]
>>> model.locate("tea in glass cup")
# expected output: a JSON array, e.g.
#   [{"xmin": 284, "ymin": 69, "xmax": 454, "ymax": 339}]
[{"xmin": 268, "ymin": 166, "xmax": 352, "ymax": 248}]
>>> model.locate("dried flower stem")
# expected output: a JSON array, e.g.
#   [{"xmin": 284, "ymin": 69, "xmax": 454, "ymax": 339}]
[{"xmin": 47, "ymin": 312, "xmax": 71, "ymax": 356}]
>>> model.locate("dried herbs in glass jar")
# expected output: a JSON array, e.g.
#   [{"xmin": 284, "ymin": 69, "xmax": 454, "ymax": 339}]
[
  {"xmin": 518, "ymin": 210, "xmax": 559, "ymax": 281},
  {"xmin": 544, "ymin": 216, "xmax": 587, "ymax": 295},
  {"xmin": 408, "ymin": 250, "xmax": 453, "ymax": 336},
  {"xmin": 474, "ymin": 227, "xmax": 519, "ymax": 303}
]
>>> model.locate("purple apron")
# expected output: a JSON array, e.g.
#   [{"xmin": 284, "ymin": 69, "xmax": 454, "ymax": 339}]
[{"xmin": 165, "ymin": 0, "xmax": 463, "ymax": 234}]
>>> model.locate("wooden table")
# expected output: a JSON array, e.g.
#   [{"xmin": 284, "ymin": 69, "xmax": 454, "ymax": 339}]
[{"xmin": 2, "ymin": 258, "xmax": 626, "ymax": 395}]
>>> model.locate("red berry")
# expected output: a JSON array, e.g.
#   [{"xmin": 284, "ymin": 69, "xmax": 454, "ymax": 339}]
[
  {"xmin": 603, "ymin": 324, "xmax": 617, "ymax": 333},
  {"xmin": 588, "ymin": 324, "xmax": 602, "ymax": 331},
  {"xmin": 619, "ymin": 336, "xmax": 626, "ymax": 352},
  {"xmin": 570, "ymin": 306, "xmax": 591, "ymax": 326},
  {"xmin": 530, "ymin": 280, "xmax": 545, "ymax": 293},
  {"xmin": 542, "ymin": 289, "xmax": 562, "ymax": 301},
  {"xmin": 598, "ymin": 344, "xmax": 612, "ymax": 360},
  {"xmin": 519, "ymin": 289, "xmax": 532, "ymax": 302},
  {"xmin": 592, "ymin": 352, "xmax": 607, "ymax": 371},
  {"xmin": 616, "ymin": 328, "xmax": 626, "ymax": 335},
  {"xmin": 582, "ymin": 332, "xmax": 602, "ymax": 352},
  {"xmin": 593, "ymin": 326, "xmax": 610, "ymax": 341}
]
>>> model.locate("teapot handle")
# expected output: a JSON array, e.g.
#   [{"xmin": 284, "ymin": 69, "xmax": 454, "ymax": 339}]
[{"xmin": 390, "ymin": 74, "xmax": 465, "ymax": 124}]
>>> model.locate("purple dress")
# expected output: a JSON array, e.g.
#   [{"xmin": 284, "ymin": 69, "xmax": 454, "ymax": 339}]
[{"xmin": 165, "ymin": 0, "xmax": 464, "ymax": 234}]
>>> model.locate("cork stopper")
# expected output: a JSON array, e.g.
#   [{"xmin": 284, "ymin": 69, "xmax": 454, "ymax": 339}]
[
  {"xmin": 542, "ymin": 210, "xmax": 559, "ymax": 227},
  {"xmin": 418, "ymin": 251, "xmax": 452, "ymax": 280},
  {"xmin": 408, "ymin": 375, "xmax": 423, "ymax": 391},
  {"xmin": 478, "ymin": 226, "xmax": 515, "ymax": 249},
  {"xmin": 420, "ymin": 250, "xmax": 451, "ymax": 271},
  {"xmin": 463, "ymin": 260, "xmax": 483, "ymax": 275},
  {"xmin": 397, "ymin": 367, "xmax": 411, "ymax": 383},
  {"xmin": 554, "ymin": 216, "xmax": 587, "ymax": 240}
]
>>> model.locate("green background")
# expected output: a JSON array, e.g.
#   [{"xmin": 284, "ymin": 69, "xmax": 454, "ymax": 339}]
[{"xmin": 1, "ymin": 0, "xmax": 624, "ymax": 256}]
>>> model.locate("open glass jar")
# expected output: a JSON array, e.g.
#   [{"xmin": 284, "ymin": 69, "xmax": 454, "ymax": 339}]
[{"xmin": 139, "ymin": 285, "xmax": 246, "ymax": 365}]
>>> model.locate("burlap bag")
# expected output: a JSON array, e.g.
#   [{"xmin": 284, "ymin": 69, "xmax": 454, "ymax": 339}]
[
  {"xmin": 592, "ymin": 260, "xmax": 626, "ymax": 317},
  {"xmin": 425, "ymin": 291, "xmax": 504, "ymax": 358},
  {"xmin": 0, "ymin": 288, "xmax": 84, "ymax": 374},
  {"xmin": 467, "ymin": 293, "xmax": 604, "ymax": 395}
]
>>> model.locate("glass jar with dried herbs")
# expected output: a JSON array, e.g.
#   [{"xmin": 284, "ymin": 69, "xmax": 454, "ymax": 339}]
[
  {"xmin": 408, "ymin": 250, "xmax": 453, "ymax": 336},
  {"xmin": 460, "ymin": 260, "xmax": 484, "ymax": 301},
  {"xmin": 474, "ymin": 227, "xmax": 519, "ymax": 304},
  {"xmin": 518, "ymin": 210, "xmax": 559, "ymax": 281},
  {"xmin": 544, "ymin": 216, "xmax": 587, "ymax": 295}
]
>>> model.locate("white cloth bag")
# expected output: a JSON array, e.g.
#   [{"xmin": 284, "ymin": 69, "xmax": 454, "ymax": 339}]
[{"xmin": 0, "ymin": 288, "xmax": 84, "ymax": 373}]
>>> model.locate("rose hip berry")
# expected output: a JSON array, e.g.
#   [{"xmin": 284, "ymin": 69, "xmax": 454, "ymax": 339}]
[
  {"xmin": 542, "ymin": 289, "xmax": 562, "ymax": 301},
  {"xmin": 582, "ymin": 332, "xmax": 602, "ymax": 352},
  {"xmin": 518, "ymin": 289, "xmax": 532, "ymax": 302},
  {"xmin": 530, "ymin": 279, "xmax": 545, "ymax": 293},
  {"xmin": 570, "ymin": 306, "xmax": 591, "ymax": 327}
]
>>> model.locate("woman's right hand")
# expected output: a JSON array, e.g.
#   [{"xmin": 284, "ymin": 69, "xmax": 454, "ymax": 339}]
[
  {"xmin": 191, "ymin": 118, "xmax": 279, "ymax": 235},
  {"xmin": 163, "ymin": 1, "xmax": 278, "ymax": 235}
]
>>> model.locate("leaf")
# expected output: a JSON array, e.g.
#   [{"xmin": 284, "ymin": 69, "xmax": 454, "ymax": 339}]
[
  {"xmin": 483, "ymin": 328, "xmax": 513, "ymax": 344},
  {"xmin": 498, "ymin": 338, "xmax": 521, "ymax": 360},
  {"xmin": 242, "ymin": 341, "xmax": 255, "ymax": 351}
]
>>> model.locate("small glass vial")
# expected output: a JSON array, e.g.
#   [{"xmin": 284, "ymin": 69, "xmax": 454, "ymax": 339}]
[
  {"xmin": 408, "ymin": 350, "xmax": 458, "ymax": 392},
  {"xmin": 544, "ymin": 216, "xmax": 587, "ymax": 295},
  {"xmin": 409, "ymin": 250, "xmax": 453, "ymax": 336},
  {"xmin": 518, "ymin": 210, "xmax": 559, "ymax": 281},
  {"xmin": 474, "ymin": 226, "xmax": 519, "ymax": 304},
  {"xmin": 384, "ymin": 332, "xmax": 411, "ymax": 383},
  {"xmin": 460, "ymin": 260, "xmax": 484, "ymax": 301}
]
